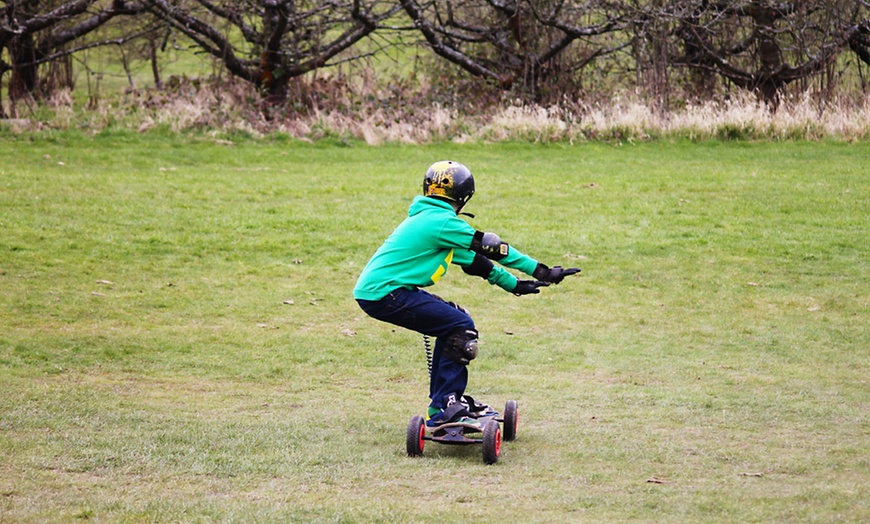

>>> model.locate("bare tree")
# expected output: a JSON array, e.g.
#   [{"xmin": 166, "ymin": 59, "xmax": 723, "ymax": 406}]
[
  {"xmin": 849, "ymin": 11, "xmax": 870, "ymax": 70},
  {"xmin": 626, "ymin": 0, "xmax": 673, "ymax": 114},
  {"xmin": 3, "ymin": 0, "xmax": 868, "ymax": 119},
  {"xmin": 139, "ymin": 0, "xmax": 402, "ymax": 104},
  {"xmin": 671, "ymin": 0, "xmax": 869, "ymax": 107},
  {"xmin": 0, "ymin": 1, "xmax": 149, "ymax": 115},
  {"xmin": 398, "ymin": 0, "xmax": 626, "ymax": 102}
]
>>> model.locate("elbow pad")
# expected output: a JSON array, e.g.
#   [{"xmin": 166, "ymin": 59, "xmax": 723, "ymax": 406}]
[
  {"xmin": 470, "ymin": 231, "xmax": 509, "ymax": 261},
  {"xmin": 462, "ymin": 253, "xmax": 494, "ymax": 279}
]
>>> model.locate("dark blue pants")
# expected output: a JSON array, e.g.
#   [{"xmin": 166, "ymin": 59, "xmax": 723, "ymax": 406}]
[{"xmin": 357, "ymin": 288, "xmax": 475, "ymax": 410}]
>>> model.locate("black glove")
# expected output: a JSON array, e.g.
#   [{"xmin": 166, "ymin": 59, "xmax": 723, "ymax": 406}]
[
  {"xmin": 533, "ymin": 263, "xmax": 581, "ymax": 284},
  {"xmin": 513, "ymin": 279, "xmax": 550, "ymax": 296}
]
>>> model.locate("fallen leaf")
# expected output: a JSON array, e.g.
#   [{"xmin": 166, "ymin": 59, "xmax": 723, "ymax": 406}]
[
  {"xmin": 283, "ymin": 299, "xmax": 295, "ymax": 305},
  {"xmin": 807, "ymin": 305, "xmax": 821, "ymax": 312},
  {"xmin": 341, "ymin": 329, "xmax": 357, "ymax": 337},
  {"xmin": 96, "ymin": 280, "xmax": 115, "ymax": 285},
  {"xmin": 504, "ymin": 330, "xmax": 514, "ymax": 335},
  {"xmin": 748, "ymin": 282, "xmax": 759, "ymax": 287},
  {"xmin": 646, "ymin": 476, "xmax": 670, "ymax": 484},
  {"xmin": 740, "ymin": 472, "xmax": 764, "ymax": 477}
]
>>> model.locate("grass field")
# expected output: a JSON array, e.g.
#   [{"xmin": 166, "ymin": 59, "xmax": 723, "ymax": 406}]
[{"xmin": 1, "ymin": 132, "xmax": 868, "ymax": 522}]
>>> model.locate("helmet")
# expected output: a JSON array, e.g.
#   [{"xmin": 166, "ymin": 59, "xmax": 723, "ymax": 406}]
[{"xmin": 423, "ymin": 160, "xmax": 475, "ymax": 209}]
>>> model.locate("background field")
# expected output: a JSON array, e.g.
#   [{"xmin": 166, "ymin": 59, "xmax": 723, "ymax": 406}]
[{"xmin": 1, "ymin": 133, "xmax": 868, "ymax": 522}]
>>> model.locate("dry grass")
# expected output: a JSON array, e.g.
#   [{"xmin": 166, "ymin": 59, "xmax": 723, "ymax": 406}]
[
  {"xmin": 4, "ymin": 79, "xmax": 869, "ymax": 143},
  {"xmin": 1, "ymin": 136, "xmax": 867, "ymax": 522}
]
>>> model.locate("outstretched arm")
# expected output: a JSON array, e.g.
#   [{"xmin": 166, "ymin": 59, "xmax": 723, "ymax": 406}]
[
  {"xmin": 468, "ymin": 229, "xmax": 582, "ymax": 284},
  {"xmin": 459, "ymin": 252, "xmax": 550, "ymax": 296}
]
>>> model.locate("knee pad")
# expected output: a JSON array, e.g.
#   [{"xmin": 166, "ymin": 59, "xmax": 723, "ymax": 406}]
[{"xmin": 443, "ymin": 328, "xmax": 479, "ymax": 365}]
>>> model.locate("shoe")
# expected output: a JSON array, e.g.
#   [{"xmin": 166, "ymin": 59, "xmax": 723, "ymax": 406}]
[{"xmin": 426, "ymin": 393, "xmax": 470, "ymax": 427}]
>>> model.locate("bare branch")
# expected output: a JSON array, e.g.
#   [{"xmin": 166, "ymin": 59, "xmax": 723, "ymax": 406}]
[
  {"xmin": 45, "ymin": 1, "xmax": 148, "ymax": 50},
  {"xmin": 15, "ymin": 0, "xmax": 94, "ymax": 34},
  {"xmin": 399, "ymin": 0, "xmax": 502, "ymax": 81},
  {"xmin": 142, "ymin": 0, "xmax": 257, "ymax": 83},
  {"xmin": 22, "ymin": 29, "xmax": 159, "ymax": 69},
  {"xmin": 197, "ymin": 0, "xmax": 262, "ymax": 46}
]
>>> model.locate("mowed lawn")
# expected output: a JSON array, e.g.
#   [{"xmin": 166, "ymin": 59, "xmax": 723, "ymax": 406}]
[{"xmin": 1, "ymin": 132, "xmax": 868, "ymax": 522}]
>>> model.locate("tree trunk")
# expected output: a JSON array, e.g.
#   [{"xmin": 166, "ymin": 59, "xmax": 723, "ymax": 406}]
[
  {"xmin": 8, "ymin": 33, "xmax": 41, "ymax": 100},
  {"xmin": 0, "ymin": 70, "xmax": 6, "ymax": 119},
  {"xmin": 150, "ymin": 39, "xmax": 162, "ymax": 90},
  {"xmin": 751, "ymin": 6, "xmax": 783, "ymax": 108}
]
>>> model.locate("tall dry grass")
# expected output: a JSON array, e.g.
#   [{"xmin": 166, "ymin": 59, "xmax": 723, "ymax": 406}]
[{"xmin": 4, "ymin": 80, "xmax": 869, "ymax": 143}]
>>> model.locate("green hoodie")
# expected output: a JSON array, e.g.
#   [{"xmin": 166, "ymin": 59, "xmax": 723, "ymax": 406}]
[{"xmin": 353, "ymin": 196, "xmax": 539, "ymax": 301}]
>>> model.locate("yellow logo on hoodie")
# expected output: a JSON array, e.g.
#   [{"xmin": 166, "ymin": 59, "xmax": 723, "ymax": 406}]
[{"xmin": 430, "ymin": 249, "xmax": 454, "ymax": 283}]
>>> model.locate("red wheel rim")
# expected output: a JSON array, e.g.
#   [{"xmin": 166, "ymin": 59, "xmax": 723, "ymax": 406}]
[
  {"xmin": 495, "ymin": 428, "xmax": 502, "ymax": 456},
  {"xmin": 418, "ymin": 423, "xmax": 425, "ymax": 452}
]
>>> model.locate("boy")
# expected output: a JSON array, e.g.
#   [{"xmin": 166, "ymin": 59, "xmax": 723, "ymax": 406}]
[{"xmin": 354, "ymin": 160, "xmax": 579, "ymax": 426}]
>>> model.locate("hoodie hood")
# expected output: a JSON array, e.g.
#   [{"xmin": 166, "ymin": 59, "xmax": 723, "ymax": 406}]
[{"xmin": 409, "ymin": 195, "xmax": 455, "ymax": 217}]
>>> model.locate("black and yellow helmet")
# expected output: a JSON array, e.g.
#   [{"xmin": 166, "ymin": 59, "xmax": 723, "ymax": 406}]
[{"xmin": 423, "ymin": 160, "xmax": 475, "ymax": 209}]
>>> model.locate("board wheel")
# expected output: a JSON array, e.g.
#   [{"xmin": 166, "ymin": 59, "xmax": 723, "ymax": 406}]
[
  {"xmin": 406, "ymin": 415, "xmax": 425, "ymax": 457},
  {"xmin": 503, "ymin": 400, "xmax": 518, "ymax": 441},
  {"xmin": 482, "ymin": 418, "xmax": 501, "ymax": 465}
]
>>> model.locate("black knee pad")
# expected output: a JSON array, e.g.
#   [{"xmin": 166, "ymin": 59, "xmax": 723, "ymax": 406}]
[{"xmin": 443, "ymin": 328, "xmax": 479, "ymax": 365}]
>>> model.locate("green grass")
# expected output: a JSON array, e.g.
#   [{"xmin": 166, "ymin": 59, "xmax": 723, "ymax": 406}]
[{"xmin": 1, "ymin": 132, "xmax": 868, "ymax": 522}]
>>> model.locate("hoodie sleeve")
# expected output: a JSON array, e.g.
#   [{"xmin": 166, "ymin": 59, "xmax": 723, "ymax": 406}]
[
  {"xmin": 452, "ymin": 247, "xmax": 541, "ymax": 294},
  {"xmin": 439, "ymin": 217, "xmax": 539, "ymax": 273},
  {"xmin": 495, "ymin": 243, "xmax": 539, "ymax": 276},
  {"xmin": 437, "ymin": 211, "xmax": 539, "ymax": 292},
  {"xmin": 452, "ymin": 249, "xmax": 520, "ymax": 292}
]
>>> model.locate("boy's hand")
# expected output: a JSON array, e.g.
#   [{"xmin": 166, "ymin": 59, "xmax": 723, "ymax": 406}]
[
  {"xmin": 513, "ymin": 280, "xmax": 550, "ymax": 296},
  {"xmin": 533, "ymin": 263, "xmax": 581, "ymax": 284}
]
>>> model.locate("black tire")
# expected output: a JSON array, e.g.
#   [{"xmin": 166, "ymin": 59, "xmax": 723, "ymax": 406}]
[
  {"xmin": 406, "ymin": 415, "xmax": 426, "ymax": 457},
  {"xmin": 503, "ymin": 400, "xmax": 518, "ymax": 442},
  {"xmin": 482, "ymin": 419, "xmax": 501, "ymax": 465}
]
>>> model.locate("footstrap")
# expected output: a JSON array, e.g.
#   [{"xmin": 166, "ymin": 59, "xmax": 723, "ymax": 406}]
[
  {"xmin": 461, "ymin": 395, "xmax": 488, "ymax": 413},
  {"xmin": 442, "ymin": 401, "xmax": 471, "ymax": 423}
]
